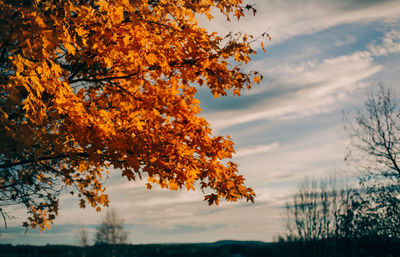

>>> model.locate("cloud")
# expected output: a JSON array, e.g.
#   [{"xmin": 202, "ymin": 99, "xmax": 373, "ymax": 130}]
[
  {"xmin": 234, "ymin": 142, "xmax": 279, "ymax": 157},
  {"xmin": 207, "ymin": 50, "xmax": 381, "ymax": 129},
  {"xmin": 126, "ymin": 223, "xmax": 227, "ymax": 236},
  {"xmin": 130, "ymin": 190, "xmax": 201, "ymax": 208},
  {"xmin": 368, "ymin": 29, "xmax": 400, "ymax": 56},
  {"xmin": 199, "ymin": 0, "xmax": 400, "ymax": 46},
  {"xmin": 335, "ymin": 35, "xmax": 357, "ymax": 47}
]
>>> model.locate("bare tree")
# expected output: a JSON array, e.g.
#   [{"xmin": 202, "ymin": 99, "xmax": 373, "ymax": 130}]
[
  {"xmin": 344, "ymin": 84, "xmax": 400, "ymax": 239},
  {"xmin": 344, "ymin": 83, "xmax": 400, "ymax": 181},
  {"xmin": 282, "ymin": 85, "xmax": 400, "ymax": 256},
  {"xmin": 284, "ymin": 176, "xmax": 357, "ymax": 257},
  {"xmin": 95, "ymin": 208, "xmax": 128, "ymax": 245},
  {"xmin": 76, "ymin": 228, "xmax": 89, "ymax": 247},
  {"xmin": 76, "ymin": 228, "xmax": 89, "ymax": 257}
]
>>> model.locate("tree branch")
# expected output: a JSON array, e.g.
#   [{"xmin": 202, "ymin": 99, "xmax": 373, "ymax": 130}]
[{"xmin": 0, "ymin": 152, "xmax": 89, "ymax": 169}]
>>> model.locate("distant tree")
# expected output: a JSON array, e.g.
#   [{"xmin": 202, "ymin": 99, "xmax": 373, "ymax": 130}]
[
  {"xmin": 95, "ymin": 209, "xmax": 128, "ymax": 245},
  {"xmin": 344, "ymin": 84, "xmax": 400, "ymax": 181},
  {"xmin": 76, "ymin": 227, "xmax": 89, "ymax": 247},
  {"xmin": 75, "ymin": 228, "xmax": 89, "ymax": 257},
  {"xmin": 344, "ymin": 84, "xmax": 400, "ymax": 239},
  {"xmin": 283, "ymin": 176, "xmax": 357, "ymax": 257},
  {"xmin": 282, "ymin": 84, "xmax": 400, "ymax": 257}
]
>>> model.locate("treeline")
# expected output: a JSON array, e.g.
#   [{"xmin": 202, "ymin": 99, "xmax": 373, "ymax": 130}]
[
  {"xmin": 2, "ymin": 240, "xmax": 400, "ymax": 257},
  {"xmin": 279, "ymin": 178, "xmax": 400, "ymax": 257},
  {"xmin": 279, "ymin": 85, "xmax": 400, "ymax": 257},
  {"xmin": 0, "ymin": 242, "xmax": 291, "ymax": 257}
]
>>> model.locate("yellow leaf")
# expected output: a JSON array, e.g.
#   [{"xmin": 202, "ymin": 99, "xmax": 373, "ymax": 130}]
[{"xmin": 64, "ymin": 43, "xmax": 76, "ymax": 55}]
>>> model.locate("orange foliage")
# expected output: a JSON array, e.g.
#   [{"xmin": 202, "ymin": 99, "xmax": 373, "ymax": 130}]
[{"xmin": 0, "ymin": 0, "xmax": 266, "ymax": 230}]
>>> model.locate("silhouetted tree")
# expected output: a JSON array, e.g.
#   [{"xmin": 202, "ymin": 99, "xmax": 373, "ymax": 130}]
[
  {"xmin": 95, "ymin": 209, "xmax": 128, "ymax": 257},
  {"xmin": 75, "ymin": 228, "xmax": 89, "ymax": 257},
  {"xmin": 281, "ymin": 84, "xmax": 400, "ymax": 257},
  {"xmin": 345, "ymin": 84, "xmax": 400, "ymax": 181},
  {"xmin": 76, "ymin": 228, "xmax": 89, "ymax": 246},
  {"xmin": 283, "ymin": 176, "xmax": 358, "ymax": 257},
  {"xmin": 95, "ymin": 209, "xmax": 128, "ymax": 245},
  {"xmin": 345, "ymin": 84, "xmax": 400, "ymax": 240}
]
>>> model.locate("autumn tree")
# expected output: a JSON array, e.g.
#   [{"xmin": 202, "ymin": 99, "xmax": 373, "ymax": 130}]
[{"xmin": 0, "ymin": 0, "xmax": 266, "ymax": 230}]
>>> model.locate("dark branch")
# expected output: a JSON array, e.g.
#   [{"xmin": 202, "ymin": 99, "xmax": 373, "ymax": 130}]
[{"xmin": 0, "ymin": 152, "xmax": 89, "ymax": 169}]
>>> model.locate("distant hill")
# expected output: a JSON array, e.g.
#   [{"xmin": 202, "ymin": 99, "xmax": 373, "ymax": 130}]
[
  {"xmin": 212, "ymin": 240, "xmax": 269, "ymax": 246},
  {"xmin": 0, "ymin": 241, "xmax": 287, "ymax": 257},
  {"xmin": 1, "ymin": 238, "xmax": 398, "ymax": 257}
]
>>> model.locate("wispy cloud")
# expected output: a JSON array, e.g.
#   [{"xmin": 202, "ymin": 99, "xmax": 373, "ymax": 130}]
[
  {"xmin": 208, "ymin": 50, "xmax": 382, "ymax": 129},
  {"xmin": 368, "ymin": 29, "xmax": 400, "ymax": 56},
  {"xmin": 131, "ymin": 190, "xmax": 200, "ymax": 208},
  {"xmin": 335, "ymin": 35, "xmax": 357, "ymax": 47},
  {"xmin": 200, "ymin": 0, "xmax": 400, "ymax": 46},
  {"xmin": 234, "ymin": 142, "xmax": 279, "ymax": 157}
]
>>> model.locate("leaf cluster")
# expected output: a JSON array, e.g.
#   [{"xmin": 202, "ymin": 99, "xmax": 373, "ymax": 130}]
[{"xmin": 0, "ymin": 0, "xmax": 266, "ymax": 229}]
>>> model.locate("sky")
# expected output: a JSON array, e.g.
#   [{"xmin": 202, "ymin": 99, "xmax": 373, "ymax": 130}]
[{"xmin": 2, "ymin": 0, "xmax": 400, "ymax": 246}]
